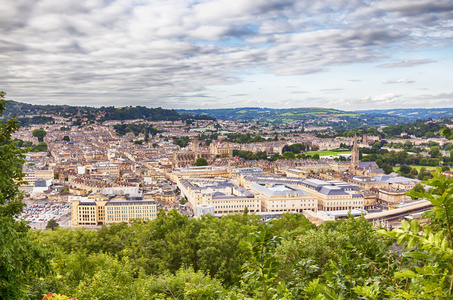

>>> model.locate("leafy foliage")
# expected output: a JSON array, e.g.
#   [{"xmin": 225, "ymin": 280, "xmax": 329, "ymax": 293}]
[
  {"xmin": 194, "ymin": 157, "xmax": 208, "ymax": 166},
  {"xmin": 46, "ymin": 219, "xmax": 59, "ymax": 230},
  {"xmin": 0, "ymin": 92, "xmax": 52, "ymax": 299},
  {"xmin": 113, "ymin": 123, "xmax": 159, "ymax": 137},
  {"xmin": 31, "ymin": 142, "xmax": 48, "ymax": 152},
  {"xmin": 173, "ymin": 136, "xmax": 191, "ymax": 148},
  {"xmin": 32, "ymin": 128, "xmax": 47, "ymax": 142},
  {"xmin": 378, "ymin": 169, "xmax": 453, "ymax": 298}
]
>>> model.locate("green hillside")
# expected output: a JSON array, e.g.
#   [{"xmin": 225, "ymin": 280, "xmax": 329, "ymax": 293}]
[{"xmin": 177, "ymin": 107, "xmax": 411, "ymax": 127}]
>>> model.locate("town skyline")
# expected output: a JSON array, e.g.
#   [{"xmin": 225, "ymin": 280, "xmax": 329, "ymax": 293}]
[{"xmin": 1, "ymin": 0, "xmax": 452, "ymax": 110}]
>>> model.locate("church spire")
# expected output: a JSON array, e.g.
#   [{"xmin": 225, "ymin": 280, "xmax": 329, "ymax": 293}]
[{"xmin": 350, "ymin": 134, "xmax": 359, "ymax": 173}]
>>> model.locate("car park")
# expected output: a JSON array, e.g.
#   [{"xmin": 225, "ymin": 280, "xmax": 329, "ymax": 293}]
[{"xmin": 20, "ymin": 201, "xmax": 71, "ymax": 227}]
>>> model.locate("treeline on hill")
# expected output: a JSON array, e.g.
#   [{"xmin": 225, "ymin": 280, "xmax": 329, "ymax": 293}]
[
  {"xmin": 113, "ymin": 123, "xmax": 160, "ymax": 138},
  {"xmin": 18, "ymin": 116, "xmax": 55, "ymax": 126},
  {"xmin": 99, "ymin": 106, "xmax": 216, "ymax": 122},
  {"xmin": 320, "ymin": 118, "xmax": 451, "ymax": 139},
  {"xmin": 356, "ymin": 107, "xmax": 453, "ymax": 120},
  {"xmin": 176, "ymin": 107, "xmax": 412, "ymax": 126},
  {"xmin": 2, "ymin": 101, "xmax": 216, "ymax": 123},
  {"xmin": 15, "ymin": 171, "xmax": 453, "ymax": 300}
]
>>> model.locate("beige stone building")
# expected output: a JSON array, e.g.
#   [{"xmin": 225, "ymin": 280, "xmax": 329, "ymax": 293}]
[
  {"xmin": 144, "ymin": 191, "xmax": 174, "ymax": 204},
  {"xmin": 23, "ymin": 169, "xmax": 54, "ymax": 186},
  {"xmin": 177, "ymin": 178, "xmax": 261, "ymax": 215},
  {"xmin": 378, "ymin": 188, "xmax": 412, "ymax": 206},
  {"xmin": 249, "ymin": 183, "xmax": 318, "ymax": 213},
  {"xmin": 171, "ymin": 151, "xmax": 211, "ymax": 167},
  {"xmin": 93, "ymin": 163, "xmax": 120, "ymax": 177},
  {"xmin": 105, "ymin": 199, "xmax": 157, "ymax": 224},
  {"xmin": 348, "ymin": 176, "xmax": 389, "ymax": 190},
  {"xmin": 171, "ymin": 166, "xmax": 231, "ymax": 180},
  {"xmin": 71, "ymin": 198, "xmax": 157, "ymax": 227},
  {"xmin": 242, "ymin": 175, "xmax": 364, "ymax": 212}
]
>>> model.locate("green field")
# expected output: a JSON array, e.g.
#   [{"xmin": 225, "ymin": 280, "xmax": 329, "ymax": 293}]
[
  {"xmin": 393, "ymin": 165, "xmax": 439, "ymax": 172},
  {"xmin": 305, "ymin": 150, "xmax": 351, "ymax": 157}
]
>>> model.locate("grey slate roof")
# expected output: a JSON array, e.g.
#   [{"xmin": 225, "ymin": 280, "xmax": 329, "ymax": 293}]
[
  {"xmin": 250, "ymin": 183, "xmax": 309, "ymax": 197},
  {"xmin": 318, "ymin": 185, "xmax": 349, "ymax": 196},
  {"xmin": 359, "ymin": 161, "xmax": 379, "ymax": 169}
]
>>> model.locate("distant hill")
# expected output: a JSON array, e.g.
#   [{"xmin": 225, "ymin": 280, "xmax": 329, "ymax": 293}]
[
  {"xmin": 2, "ymin": 101, "xmax": 215, "ymax": 125},
  {"xmin": 176, "ymin": 107, "xmax": 412, "ymax": 127},
  {"xmin": 177, "ymin": 107, "xmax": 358, "ymax": 121},
  {"xmin": 177, "ymin": 107, "xmax": 453, "ymax": 128},
  {"xmin": 4, "ymin": 100, "xmax": 452, "ymax": 128},
  {"xmin": 356, "ymin": 108, "xmax": 453, "ymax": 120}
]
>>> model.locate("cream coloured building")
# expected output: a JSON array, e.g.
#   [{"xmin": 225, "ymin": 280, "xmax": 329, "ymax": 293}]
[
  {"xmin": 378, "ymin": 188, "xmax": 412, "ymax": 206},
  {"xmin": 177, "ymin": 178, "xmax": 261, "ymax": 215},
  {"xmin": 23, "ymin": 169, "xmax": 54, "ymax": 186},
  {"xmin": 71, "ymin": 198, "xmax": 157, "ymax": 227},
  {"xmin": 171, "ymin": 166, "xmax": 231, "ymax": 179},
  {"xmin": 209, "ymin": 142, "xmax": 233, "ymax": 158},
  {"xmin": 93, "ymin": 163, "xmax": 120, "ymax": 177},
  {"xmin": 242, "ymin": 175, "xmax": 364, "ymax": 212},
  {"xmin": 295, "ymin": 178, "xmax": 365, "ymax": 211},
  {"xmin": 105, "ymin": 199, "xmax": 157, "ymax": 224},
  {"xmin": 249, "ymin": 183, "xmax": 318, "ymax": 213}
]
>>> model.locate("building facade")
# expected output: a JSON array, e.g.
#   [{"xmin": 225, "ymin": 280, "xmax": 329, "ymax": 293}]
[{"xmin": 71, "ymin": 198, "xmax": 157, "ymax": 227}]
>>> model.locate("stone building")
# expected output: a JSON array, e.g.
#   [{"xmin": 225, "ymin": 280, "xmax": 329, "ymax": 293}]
[{"xmin": 71, "ymin": 198, "xmax": 157, "ymax": 227}]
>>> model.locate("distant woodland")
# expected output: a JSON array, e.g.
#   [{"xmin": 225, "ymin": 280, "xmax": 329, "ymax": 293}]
[{"xmin": 1, "ymin": 101, "xmax": 215, "ymax": 124}]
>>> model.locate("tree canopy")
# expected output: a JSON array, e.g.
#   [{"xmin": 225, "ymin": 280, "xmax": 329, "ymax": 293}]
[
  {"xmin": 194, "ymin": 157, "xmax": 208, "ymax": 166},
  {"xmin": 32, "ymin": 128, "xmax": 47, "ymax": 142},
  {"xmin": 0, "ymin": 92, "xmax": 52, "ymax": 299}
]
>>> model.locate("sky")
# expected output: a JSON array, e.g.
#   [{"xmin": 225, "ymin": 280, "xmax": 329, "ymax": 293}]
[{"xmin": 1, "ymin": 0, "xmax": 453, "ymax": 110}]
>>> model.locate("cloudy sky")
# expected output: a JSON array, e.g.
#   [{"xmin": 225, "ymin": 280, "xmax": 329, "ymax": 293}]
[{"xmin": 1, "ymin": 0, "xmax": 453, "ymax": 110}]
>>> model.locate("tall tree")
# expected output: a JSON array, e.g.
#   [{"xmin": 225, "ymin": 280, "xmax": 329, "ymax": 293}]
[
  {"xmin": 194, "ymin": 157, "xmax": 208, "ymax": 166},
  {"xmin": 32, "ymin": 128, "xmax": 47, "ymax": 142},
  {"xmin": 0, "ymin": 92, "xmax": 51, "ymax": 299}
]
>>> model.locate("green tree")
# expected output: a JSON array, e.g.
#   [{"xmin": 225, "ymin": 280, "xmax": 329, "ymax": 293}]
[
  {"xmin": 32, "ymin": 128, "xmax": 47, "ymax": 142},
  {"xmin": 379, "ymin": 169, "xmax": 453, "ymax": 298},
  {"xmin": 46, "ymin": 219, "xmax": 60, "ymax": 231},
  {"xmin": 62, "ymin": 135, "xmax": 70, "ymax": 142},
  {"xmin": 194, "ymin": 157, "xmax": 208, "ymax": 166},
  {"xmin": 241, "ymin": 227, "xmax": 283, "ymax": 299},
  {"xmin": 281, "ymin": 151, "xmax": 296, "ymax": 159},
  {"xmin": 443, "ymin": 142, "xmax": 453, "ymax": 151},
  {"xmin": 31, "ymin": 142, "xmax": 48, "ymax": 152},
  {"xmin": 383, "ymin": 164, "xmax": 394, "ymax": 174},
  {"xmin": 429, "ymin": 145, "xmax": 441, "ymax": 158},
  {"xmin": 399, "ymin": 164, "xmax": 411, "ymax": 175},
  {"xmin": 412, "ymin": 183, "xmax": 425, "ymax": 194},
  {"xmin": 409, "ymin": 167, "xmax": 418, "ymax": 177},
  {"xmin": 0, "ymin": 92, "xmax": 52, "ymax": 299}
]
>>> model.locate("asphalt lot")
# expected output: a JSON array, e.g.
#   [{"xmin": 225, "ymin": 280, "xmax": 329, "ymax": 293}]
[{"xmin": 21, "ymin": 201, "xmax": 71, "ymax": 229}]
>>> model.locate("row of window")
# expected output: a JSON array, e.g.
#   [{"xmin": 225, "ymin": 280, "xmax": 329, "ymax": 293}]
[{"xmin": 214, "ymin": 205, "xmax": 255, "ymax": 209}]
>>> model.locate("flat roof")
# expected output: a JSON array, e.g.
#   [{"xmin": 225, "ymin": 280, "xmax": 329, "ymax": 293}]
[{"xmin": 106, "ymin": 199, "xmax": 156, "ymax": 205}]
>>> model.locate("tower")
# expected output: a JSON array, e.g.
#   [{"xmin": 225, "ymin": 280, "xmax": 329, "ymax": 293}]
[{"xmin": 350, "ymin": 135, "xmax": 359, "ymax": 173}]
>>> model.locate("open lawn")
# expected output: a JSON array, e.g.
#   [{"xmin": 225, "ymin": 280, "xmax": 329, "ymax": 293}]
[{"xmin": 393, "ymin": 165, "xmax": 440, "ymax": 172}]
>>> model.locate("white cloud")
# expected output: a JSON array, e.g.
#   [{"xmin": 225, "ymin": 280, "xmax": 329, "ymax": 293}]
[
  {"xmin": 377, "ymin": 59, "xmax": 436, "ymax": 68},
  {"xmin": 383, "ymin": 79, "xmax": 415, "ymax": 84},
  {"xmin": 0, "ymin": 0, "xmax": 452, "ymax": 108}
]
